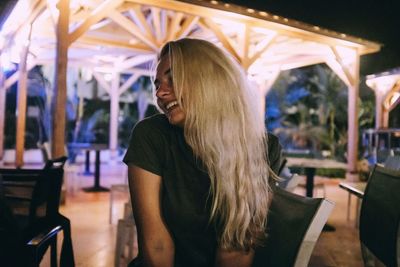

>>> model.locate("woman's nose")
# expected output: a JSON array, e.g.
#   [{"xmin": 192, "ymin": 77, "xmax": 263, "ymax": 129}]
[{"xmin": 155, "ymin": 85, "xmax": 170, "ymax": 99}]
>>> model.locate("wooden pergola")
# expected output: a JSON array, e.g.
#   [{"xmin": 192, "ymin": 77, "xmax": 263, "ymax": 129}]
[
  {"xmin": 366, "ymin": 68, "xmax": 400, "ymax": 128},
  {"xmin": 0, "ymin": 0, "xmax": 381, "ymax": 180}
]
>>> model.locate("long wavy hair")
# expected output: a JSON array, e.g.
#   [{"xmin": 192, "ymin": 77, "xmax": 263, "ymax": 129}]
[{"xmin": 159, "ymin": 38, "xmax": 272, "ymax": 250}]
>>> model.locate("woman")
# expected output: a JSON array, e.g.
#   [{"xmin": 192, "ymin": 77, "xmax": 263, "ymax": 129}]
[{"xmin": 123, "ymin": 38, "xmax": 283, "ymax": 267}]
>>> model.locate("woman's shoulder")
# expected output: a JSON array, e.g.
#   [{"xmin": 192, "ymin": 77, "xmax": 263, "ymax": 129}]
[{"xmin": 133, "ymin": 113, "xmax": 171, "ymax": 135}]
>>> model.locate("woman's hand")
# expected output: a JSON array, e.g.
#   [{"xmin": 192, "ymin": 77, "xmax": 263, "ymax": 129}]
[
  {"xmin": 128, "ymin": 165, "xmax": 175, "ymax": 267},
  {"xmin": 215, "ymin": 247, "xmax": 254, "ymax": 267}
]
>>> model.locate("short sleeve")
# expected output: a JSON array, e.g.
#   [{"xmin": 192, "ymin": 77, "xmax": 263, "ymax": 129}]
[{"xmin": 123, "ymin": 118, "xmax": 166, "ymax": 176}]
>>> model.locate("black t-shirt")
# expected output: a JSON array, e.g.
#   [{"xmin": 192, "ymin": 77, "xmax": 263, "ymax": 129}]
[{"xmin": 123, "ymin": 114, "xmax": 283, "ymax": 267}]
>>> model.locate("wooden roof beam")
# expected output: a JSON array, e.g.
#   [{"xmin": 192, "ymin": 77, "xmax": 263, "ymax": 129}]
[
  {"xmin": 271, "ymin": 55, "xmax": 326, "ymax": 70},
  {"xmin": 118, "ymin": 73, "xmax": 141, "ymax": 95},
  {"xmin": 238, "ymin": 24, "xmax": 250, "ymax": 65},
  {"xmin": 126, "ymin": 5, "xmax": 155, "ymax": 40},
  {"xmin": 150, "ymin": 7, "xmax": 164, "ymax": 44},
  {"xmin": 247, "ymin": 34, "xmax": 277, "ymax": 69},
  {"xmin": 93, "ymin": 72, "xmax": 111, "ymax": 94},
  {"xmin": 5, "ymin": 0, "xmax": 46, "ymax": 39},
  {"xmin": 200, "ymin": 18, "xmax": 240, "ymax": 63},
  {"xmin": 175, "ymin": 16, "xmax": 199, "ymax": 39},
  {"xmin": 325, "ymin": 59, "xmax": 351, "ymax": 87},
  {"xmin": 78, "ymin": 35, "xmax": 153, "ymax": 52},
  {"xmin": 329, "ymin": 46, "xmax": 355, "ymax": 86},
  {"xmin": 94, "ymin": 66, "xmax": 153, "ymax": 76},
  {"xmin": 124, "ymin": 0, "xmax": 378, "ymax": 55},
  {"xmin": 69, "ymin": 0, "xmax": 124, "ymax": 45},
  {"xmin": 166, "ymin": 12, "xmax": 184, "ymax": 41},
  {"xmin": 118, "ymin": 54, "xmax": 156, "ymax": 70},
  {"xmin": 1, "ymin": 62, "xmax": 36, "ymax": 91},
  {"xmin": 108, "ymin": 11, "xmax": 159, "ymax": 51},
  {"xmin": 387, "ymin": 82, "xmax": 400, "ymax": 112}
]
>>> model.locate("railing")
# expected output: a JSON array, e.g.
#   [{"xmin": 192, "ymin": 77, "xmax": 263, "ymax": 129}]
[{"xmin": 362, "ymin": 128, "xmax": 400, "ymax": 163}]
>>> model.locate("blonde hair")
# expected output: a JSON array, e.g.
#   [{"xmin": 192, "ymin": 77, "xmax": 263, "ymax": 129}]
[{"xmin": 159, "ymin": 38, "xmax": 272, "ymax": 250}]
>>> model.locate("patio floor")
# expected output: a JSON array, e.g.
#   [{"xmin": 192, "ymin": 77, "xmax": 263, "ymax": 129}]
[{"xmin": 39, "ymin": 161, "xmax": 363, "ymax": 267}]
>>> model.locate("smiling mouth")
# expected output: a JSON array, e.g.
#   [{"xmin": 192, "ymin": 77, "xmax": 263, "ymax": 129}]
[{"xmin": 166, "ymin": 101, "xmax": 178, "ymax": 111}]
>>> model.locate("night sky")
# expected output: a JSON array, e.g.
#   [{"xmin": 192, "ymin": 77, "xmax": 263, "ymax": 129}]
[{"xmin": 225, "ymin": 0, "xmax": 400, "ymax": 76}]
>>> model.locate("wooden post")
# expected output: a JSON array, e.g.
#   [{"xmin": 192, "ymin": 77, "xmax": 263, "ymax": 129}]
[
  {"xmin": 375, "ymin": 91, "xmax": 386, "ymax": 129},
  {"xmin": 109, "ymin": 72, "xmax": 120, "ymax": 162},
  {"xmin": 0, "ymin": 66, "xmax": 5, "ymax": 160},
  {"xmin": 346, "ymin": 54, "xmax": 360, "ymax": 181},
  {"xmin": 51, "ymin": 0, "xmax": 70, "ymax": 158},
  {"xmin": 15, "ymin": 26, "xmax": 32, "ymax": 167}
]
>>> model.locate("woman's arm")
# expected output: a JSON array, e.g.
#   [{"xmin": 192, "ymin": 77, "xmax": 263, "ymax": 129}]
[
  {"xmin": 128, "ymin": 165, "xmax": 175, "ymax": 267},
  {"xmin": 214, "ymin": 248, "xmax": 254, "ymax": 267}
]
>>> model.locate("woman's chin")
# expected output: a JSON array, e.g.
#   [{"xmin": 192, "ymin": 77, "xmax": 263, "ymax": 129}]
[{"xmin": 167, "ymin": 113, "xmax": 185, "ymax": 127}]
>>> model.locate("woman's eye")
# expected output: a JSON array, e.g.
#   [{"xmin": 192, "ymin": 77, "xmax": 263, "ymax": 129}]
[{"xmin": 154, "ymin": 81, "xmax": 160, "ymax": 90}]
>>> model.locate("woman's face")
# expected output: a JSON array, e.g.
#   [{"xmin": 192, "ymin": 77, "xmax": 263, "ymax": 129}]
[{"xmin": 155, "ymin": 55, "xmax": 186, "ymax": 127}]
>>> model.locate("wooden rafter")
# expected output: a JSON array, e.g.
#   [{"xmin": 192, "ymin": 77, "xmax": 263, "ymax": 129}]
[
  {"xmin": 118, "ymin": 54, "xmax": 156, "ymax": 70},
  {"xmin": 246, "ymin": 34, "xmax": 277, "ymax": 69},
  {"xmin": 385, "ymin": 82, "xmax": 400, "ymax": 111},
  {"xmin": 93, "ymin": 72, "xmax": 111, "ymax": 94},
  {"xmin": 166, "ymin": 12, "xmax": 184, "ymax": 41},
  {"xmin": 151, "ymin": 7, "xmax": 163, "ymax": 44},
  {"xmin": 330, "ymin": 46, "xmax": 355, "ymax": 86},
  {"xmin": 200, "ymin": 17, "xmax": 240, "ymax": 62},
  {"xmin": 238, "ymin": 24, "xmax": 250, "ymax": 64},
  {"xmin": 79, "ymin": 35, "xmax": 152, "ymax": 52},
  {"xmin": 108, "ymin": 11, "xmax": 159, "ymax": 51},
  {"xmin": 6, "ymin": 0, "xmax": 46, "ymax": 42},
  {"xmin": 118, "ymin": 73, "xmax": 141, "ymax": 95},
  {"xmin": 325, "ymin": 59, "xmax": 351, "ymax": 87},
  {"xmin": 1, "ymin": 63, "xmax": 36, "ymax": 91},
  {"xmin": 279, "ymin": 56, "xmax": 325, "ymax": 70},
  {"xmin": 126, "ymin": 4, "xmax": 155, "ymax": 40},
  {"xmin": 124, "ymin": 0, "xmax": 377, "ymax": 53},
  {"xmin": 69, "ymin": 0, "xmax": 124, "ymax": 45},
  {"xmin": 175, "ymin": 16, "xmax": 199, "ymax": 39}
]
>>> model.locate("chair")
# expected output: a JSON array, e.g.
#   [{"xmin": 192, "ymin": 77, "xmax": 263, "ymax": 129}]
[
  {"xmin": 359, "ymin": 164, "xmax": 400, "ymax": 267},
  {"xmin": 114, "ymin": 201, "xmax": 136, "ymax": 267},
  {"xmin": 0, "ymin": 156, "xmax": 75, "ymax": 267},
  {"xmin": 109, "ymin": 164, "xmax": 129, "ymax": 224},
  {"xmin": 284, "ymin": 173, "xmax": 303, "ymax": 193},
  {"xmin": 338, "ymin": 181, "xmax": 366, "ymax": 227},
  {"xmin": 252, "ymin": 186, "xmax": 334, "ymax": 267}
]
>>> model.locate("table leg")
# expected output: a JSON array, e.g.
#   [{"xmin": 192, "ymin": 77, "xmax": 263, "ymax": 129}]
[
  {"xmin": 304, "ymin": 167, "xmax": 335, "ymax": 231},
  {"xmin": 305, "ymin": 167, "xmax": 316, "ymax": 197},
  {"xmin": 83, "ymin": 150, "xmax": 109, "ymax": 192},
  {"xmin": 347, "ymin": 192, "xmax": 352, "ymax": 221},
  {"xmin": 82, "ymin": 150, "xmax": 93, "ymax": 176}
]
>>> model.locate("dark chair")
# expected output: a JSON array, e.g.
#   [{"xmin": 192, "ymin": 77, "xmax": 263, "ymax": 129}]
[
  {"xmin": 0, "ymin": 156, "xmax": 75, "ymax": 267},
  {"xmin": 252, "ymin": 186, "xmax": 334, "ymax": 267},
  {"xmin": 359, "ymin": 164, "xmax": 400, "ymax": 267}
]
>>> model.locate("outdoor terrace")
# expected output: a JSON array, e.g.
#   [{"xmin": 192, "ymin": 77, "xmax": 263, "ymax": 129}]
[{"xmin": 33, "ymin": 160, "xmax": 363, "ymax": 267}]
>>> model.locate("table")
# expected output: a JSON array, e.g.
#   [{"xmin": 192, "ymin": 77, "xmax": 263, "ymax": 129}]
[
  {"xmin": 286, "ymin": 157, "xmax": 347, "ymax": 197},
  {"xmin": 67, "ymin": 143, "xmax": 109, "ymax": 192},
  {"xmin": 339, "ymin": 182, "xmax": 366, "ymax": 225}
]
